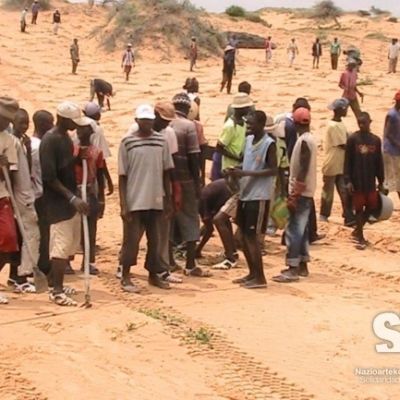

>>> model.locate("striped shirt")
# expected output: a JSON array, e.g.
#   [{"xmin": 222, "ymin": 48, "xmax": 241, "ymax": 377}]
[
  {"xmin": 118, "ymin": 130, "xmax": 173, "ymax": 212},
  {"xmin": 122, "ymin": 50, "xmax": 135, "ymax": 66}
]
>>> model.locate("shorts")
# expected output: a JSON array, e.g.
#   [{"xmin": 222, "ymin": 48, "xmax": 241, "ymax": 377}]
[
  {"xmin": 220, "ymin": 193, "xmax": 239, "ymax": 218},
  {"xmin": 237, "ymin": 200, "xmax": 270, "ymax": 235},
  {"xmin": 352, "ymin": 191, "xmax": 379, "ymax": 213},
  {"xmin": 124, "ymin": 65, "xmax": 132, "ymax": 73},
  {"xmin": 383, "ymin": 153, "xmax": 400, "ymax": 192},
  {"xmin": 174, "ymin": 182, "xmax": 200, "ymax": 242},
  {"xmin": 49, "ymin": 213, "xmax": 81, "ymax": 260}
]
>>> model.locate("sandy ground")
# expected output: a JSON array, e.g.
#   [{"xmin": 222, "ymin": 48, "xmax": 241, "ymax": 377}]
[{"xmin": 1, "ymin": 3, "xmax": 400, "ymax": 400}]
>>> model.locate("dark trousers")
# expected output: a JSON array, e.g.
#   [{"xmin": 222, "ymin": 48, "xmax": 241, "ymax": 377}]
[
  {"xmin": 221, "ymin": 70, "xmax": 234, "ymax": 94},
  {"xmin": 120, "ymin": 210, "xmax": 165, "ymax": 274},
  {"xmin": 20, "ymin": 21, "xmax": 26, "ymax": 32},
  {"xmin": 331, "ymin": 54, "xmax": 339, "ymax": 70},
  {"xmin": 34, "ymin": 197, "xmax": 51, "ymax": 275},
  {"xmin": 72, "ymin": 60, "xmax": 79, "ymax": 74},
  {"xmin": 31, "ymin": 12, "xmax": 38, "ymax": 24},
  {"xmin": 308, "ymin": 199, "xmax": 318, "ymax": 242},
  {"xmin": 320, "ymin": 174, "xmax": 354, "ymax": 223}
]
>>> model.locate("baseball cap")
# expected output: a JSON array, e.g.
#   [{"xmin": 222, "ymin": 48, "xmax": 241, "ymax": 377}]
[
  {"xmin": 127, "ymin": 43, "xmax": 132, "ymax": 47},
  {"xmin": 84, "ymin": 102, "xmax": 101, "ymax": 117},
  {"xmin": 155, "ymin": 101, "xmax": 176, "ymax": 121},
  {"xmin": 328, "ymin": 98, "xmax": 349, "ymax": 111},
  {"xmin": 135, "ymin": 104, "xmax": 155, "ymax": 120},
  {"xmin": 293, "ymin": 107, "xmax": 311, "ymax": 125},
  {"xmin": 394, "ymin": 90, "xmax": 400, "ymax": 102},
  {"xmin": 56, "ymin": 101, "xmax": 92, "ymax": 126},
  {"xmin": 0, "ymin": 96, "xmax": 19, "ymax": 121}
]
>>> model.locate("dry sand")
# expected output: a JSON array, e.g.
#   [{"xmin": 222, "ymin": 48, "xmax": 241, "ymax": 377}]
[{"xmin": 1, "ymin": 3, "xmax": 400, "ymax": 400}]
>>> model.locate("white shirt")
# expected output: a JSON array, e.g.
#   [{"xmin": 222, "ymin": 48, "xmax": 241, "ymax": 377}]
[
  {"xmin": 0, "ymin": 130, "xmax": 18, "ymax": 199},
  {"xmin": 91, "ymin": 123, "xmax": 111, "ymax": 159},
  {"xmin": 388, "ymin": 43, "xmax": 400, "ymax": 59},
  {"xmin": 31, "ymin": 136, "xmax": 43, "ymax": 199}
]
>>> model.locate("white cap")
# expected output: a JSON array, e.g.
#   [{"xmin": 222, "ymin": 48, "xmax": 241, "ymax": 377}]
[
  {"xmin": 57, "ymin": 101, "xmax": 93, "ymax": 126},
  {"xmin": 135, "ymin": 104, "xmax": 155, "ymax": 120}
]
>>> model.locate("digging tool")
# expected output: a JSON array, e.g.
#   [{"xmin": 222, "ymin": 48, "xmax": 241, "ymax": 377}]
[
  {"xmin": 2, "ymin": 166, "xmax": 48, "ymax": 293},
  {"xmin": 80, "ymin": 158, "xmax": 92, "ymax": 308}
]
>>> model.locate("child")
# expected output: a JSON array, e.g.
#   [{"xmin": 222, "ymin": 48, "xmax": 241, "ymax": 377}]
[{"xmin": 74, "ymin": 123, "xmax": 105, "ymax": 274}]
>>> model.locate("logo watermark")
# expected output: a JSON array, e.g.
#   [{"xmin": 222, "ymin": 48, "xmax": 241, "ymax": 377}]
[
  {"xmin": 355, "ymin": 367, "xmax": 400, "ymax": 384},
  {"xmin": 373, "ymin": 312, "xmax": 400, "ymax": 353}
]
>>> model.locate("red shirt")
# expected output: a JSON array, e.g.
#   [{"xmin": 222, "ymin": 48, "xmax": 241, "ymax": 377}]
[
  {"xmin": 73, "ymin": 145, "xmax": 104, "ymax": 185},
  {"xmin": 339, "ymin": 69, "xmax": 358, "ymax": 101}
]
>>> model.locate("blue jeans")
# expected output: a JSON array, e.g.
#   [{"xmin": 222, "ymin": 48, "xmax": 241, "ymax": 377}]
[{"xmin": 286, "ymin": 196, "xmax": 313, "ymax": 267}]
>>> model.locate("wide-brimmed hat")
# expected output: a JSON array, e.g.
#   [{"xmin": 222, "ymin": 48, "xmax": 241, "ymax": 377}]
[
  {"xmin": 231, "ymin": 93, "xmax": 253, "ymax": 109},
  {"xmin": 265, "ymin": 115, "xmax": 277, "ymax": 134},
  {"xmin": 0, "ymin": 96, "xmax": 19, "ymax": 121},
  {"xmin": 224, "ymin": 45, "xmax": 235, "ymax": 52}
]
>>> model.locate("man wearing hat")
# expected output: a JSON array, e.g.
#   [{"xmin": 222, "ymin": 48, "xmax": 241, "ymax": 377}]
[
  {"xmin": 220, "ymin": 45, "xmax": 236, "ymax": 94},
  {"xmin": 121, "ymin": 43, "xmax": 135, "ymax": 82},
  {"xmin": 189, "ymin": 37, "xmax": 198, "ymax": 72},
  {"xmin": 0, "ymin": 97, "xmax": 20, "ymax": 304},
  {"xmin": 170, "ymin": 93, "xmax": 210, "ymax": 277},
  {"xmin": 339, "ymin": 59, "xmax": 364, "ymax": 118},
  {"xmin": 344, "ymin": 112, "xmax": 384, "ymax": 250},
  {"xmin": 119, "ymin": 104, "xmax": 176, "ymax": 292},
  {"xmin": 273, "ymin": 107, "xmax": 317, "ymax": 283},
  {"xmin": 40, "ymin": 101, "xmax": 90, "ymax": 306},
  {"xmin": 383, "ymin": 91, "xmax": 400, "ymax": 197},
  {"xmin": 320, "ymin": 98, "xmax": 355, "ymax": 226},
  {"xmin": 212, "ymin": 93, "xmax": 253, "ymax": 270}
]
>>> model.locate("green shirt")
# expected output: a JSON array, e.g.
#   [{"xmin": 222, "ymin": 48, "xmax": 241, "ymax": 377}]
[
  {"xmin": 218, "ymin": 118, "xmax": 246, "ymax": 170},
  {"xmin": 330, "ymin": 42, "xmax": 341, "ymax": 55}
]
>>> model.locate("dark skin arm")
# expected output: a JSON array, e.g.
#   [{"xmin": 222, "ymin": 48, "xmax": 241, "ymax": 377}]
[
  {"xmin": 188, "ymin": 153, "xmax": 201, "ymax": 197},
  {"xmin": 163, "ymin": 169, "xmax": 173, "ymax": 217},
  {"xmin": 47, "ymin": 179, "xmax": 89, "ymax": 214},
  {"xmin": 97, "ymin": 167, "xmax": 105, "ymax": 218},
  {"xmin": 216, "ymin": 142, "xmax": 242, "ymax": 162},
  {"xmin": 119, "ymin": 175, "xmax": 130, "ymax": 221},
  {"xmin": 376, "ymin": 138, "xmax": 385, "ymax": 188},
  {"xmin": 196, "ymin": 218, "xmax": 214, "ymax": 257},
  {"xmin": 103, "ymin": 160, "xmax": 114, "ymax": 195},
  {"xmin": 296, "ymin": 141, "xmax": 311, "ymax": 183},
  {"xmin": 199, "ymin": 144, "xmax": 207, "ymax": 187}
]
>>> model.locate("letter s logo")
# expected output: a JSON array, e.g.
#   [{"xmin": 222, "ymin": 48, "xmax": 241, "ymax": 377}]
[{"xmin": 373, "ymin": 312, "xmax": 400, "ymax": 353}]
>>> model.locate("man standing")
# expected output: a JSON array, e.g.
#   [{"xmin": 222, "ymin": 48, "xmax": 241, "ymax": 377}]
[
  {"xmin": 40, "ymin": 102, "xmax": 89, "ymax": 306},
  {"xmin": 220, "ymin": 45, "xmax": 236, "ymax": 94},
  {"xmin": 388, "ymin": 38, "xmax": 400, "ymax": 74},
  {"xmin": 330, "ymin": 37, "xmax": 341, "ymax": 70},
  {"xmin": 0, "ymin": 97, "xmax": 20, "ymax": 304},
  {"xmin": 170, "ymin": 93, "xmax": 209, "ymax": 277},
  {"xmin": 228, "ymin": 111, "xmax": 277, "ymax": 289},
  {"xmin": 31, "ymin": 0, "xmax": 39, "ymax": 25},
  {"xmin": 189, "ymin": 37, "xmax": 198, "ymax": 72},
  {"xmin": 31, "ymin": 110, "xmax": 54, "ymax": 275},
  {"xmin": 70, "ymin": 39, "xmax": 80, "ymax": 75},
  {"xmin": 265, "ymin": 36, "xmax": 273, "ymax": 63},
  {"xmin": 312, "ymin": 38, "xmax": 322, "ymax": 69},
  {"xmin": 320, "ymin": 98, "xmax": 355, "ymax": 226},
  {"xmin": 287, "ymin": 38, "xmax": 299, "ymax": 67},
  {"xmin": 118, "ymin": 104, "xmax": 175, "ymax": 292},
  {"xmin": 52, "ymin": 9, "xmax": 61, "ymax": 35},
  {"xmin": 273, "ymin": 108, "xmax": 317, "ymax": 283},
  {"xmin": 90, "ymin": 78, "xmax": 114, "ymax": 111},
  {"xmin": 121, "ymin": 43, "xmax": 135, "ymax": 82},
  {"xmin": 344, "ymin": 112, "xmax": 384, "ymax": 249},
  {"xmin": 20, "ymin": 8, "xmax": 28, "ymax": 33},
  {"xmin": 339, "ymin": 59, "xmax": 364, "ymax": 119},
  {"xmin": 383, "ymin": 91, "xmax": 400, "ymax": 198}
]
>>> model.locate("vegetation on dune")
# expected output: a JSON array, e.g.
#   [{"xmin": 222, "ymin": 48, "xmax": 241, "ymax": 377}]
[
  {"xmin": 2, "ymin": 0, "xmax": 51, "ymax": 10},
  {"xmin": 225, "ymin": 5, "xmax": 271, "ymax": 27},
  {"xmin": 97, "ymin": 0, "xmax": 225, "ymax": 57},
  {"xmin": 311, "ymin": 0, "xmax": 343, "ymax": 28}
]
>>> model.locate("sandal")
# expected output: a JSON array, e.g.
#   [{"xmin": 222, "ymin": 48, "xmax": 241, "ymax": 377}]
[
  {"xmin": 161, "ymin": 273, "xmax": 183, "ymax": 284},
  {"xmin": 48, "ymin": 286, "xmax": 77, "ymax": 296},
  {"xmin": 7, "ymin": 279, "xmax": 37, "ymax": 293},
  {"xmin": 272, "ymin": 269, "xmax": 299, "ymax": 283},
  {"xmin": 121, "ymin": 282, "xmax": 141, "ymax": 293},
  {"xmin": 0, "ymin": 293, "xmax": 9, "ymax": 304},
  {"xmin": 241, "ymin": 279, "xmax": 267, "ymax": 289},
  {"xmin": 49, "ymin": 292, "xmax": 77, "ymax": 307},
  {"xmin": 184, "ymin": 266, "xmax": 212, "ymax": 277}
]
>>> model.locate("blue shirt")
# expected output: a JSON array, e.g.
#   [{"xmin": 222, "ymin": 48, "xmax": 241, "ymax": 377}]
[
  {"xmin": 239, "ymin": 134, "xmax": 275, "ymax": 201},
  {"xmin": 383, "ymin": 108, "xmax": 400, "ymax": 156}
]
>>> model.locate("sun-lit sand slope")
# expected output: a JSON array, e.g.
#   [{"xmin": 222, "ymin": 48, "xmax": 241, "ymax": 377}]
[{"xmin": 1, "ymin": 2, "xmax": 400, "ymax": 400}]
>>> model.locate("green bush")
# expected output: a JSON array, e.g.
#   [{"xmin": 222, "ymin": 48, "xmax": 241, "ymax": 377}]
[
  {"xmin": 225, "ymin": 5, "xmax": 246, "ymax": 18},
  {"xmin": 2, "ymin": 0, "xmax": 51, "ymax": 10}
]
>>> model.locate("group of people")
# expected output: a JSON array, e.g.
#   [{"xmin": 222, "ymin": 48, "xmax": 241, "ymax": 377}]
[
  {"xmin": 20, "ymin": 2, "xmax": 61, "ymax": 35},
  {"xmin": 1, "ymin": 67, "xmax": 397, "ymax": 304}
]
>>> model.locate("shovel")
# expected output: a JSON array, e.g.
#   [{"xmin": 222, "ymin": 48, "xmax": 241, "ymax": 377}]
[
  {"xmin": 81, "ymin": 158, "xmax": 92, "ymax": 308},
  {"xmin": 2, "ymin": 166, "xmax": 48, "ymax": 293}
]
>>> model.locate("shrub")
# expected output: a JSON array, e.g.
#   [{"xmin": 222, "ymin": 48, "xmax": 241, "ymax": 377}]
[
  {"xmin": 2, "ymin": 0, "xmax": 51, "ymax": 10},
  {"xmin": 370, "ymin": 6, "xmax": 389, "ymax": 16},
  {"xmin": 387, "ymin": 17, "xmax": 398, "ymax": 23},
  {"xmin": 358, "ymin": 10, "xmax": 371, "ymax": 17},
  {"xmin": 225, "ymin": 5, "xmax": 246, "ymax": 18},
  {"xmin": 312, "ymin": 1, "xmax": 343, "ymax": 27}
]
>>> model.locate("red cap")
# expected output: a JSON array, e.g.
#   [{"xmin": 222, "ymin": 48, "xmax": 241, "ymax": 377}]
[
  {"xmin": 293, "ymin": 107, "xmax": 311, "ymax": 125},
  {"xmin": 394, "ymin": 90, "xmax": 400, "ymax": 102}
]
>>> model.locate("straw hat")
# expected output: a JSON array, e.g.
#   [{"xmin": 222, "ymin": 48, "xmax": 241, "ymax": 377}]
[{"xmin": 231, "ymin": 93, "xmax": 253, "ymax": 109}]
